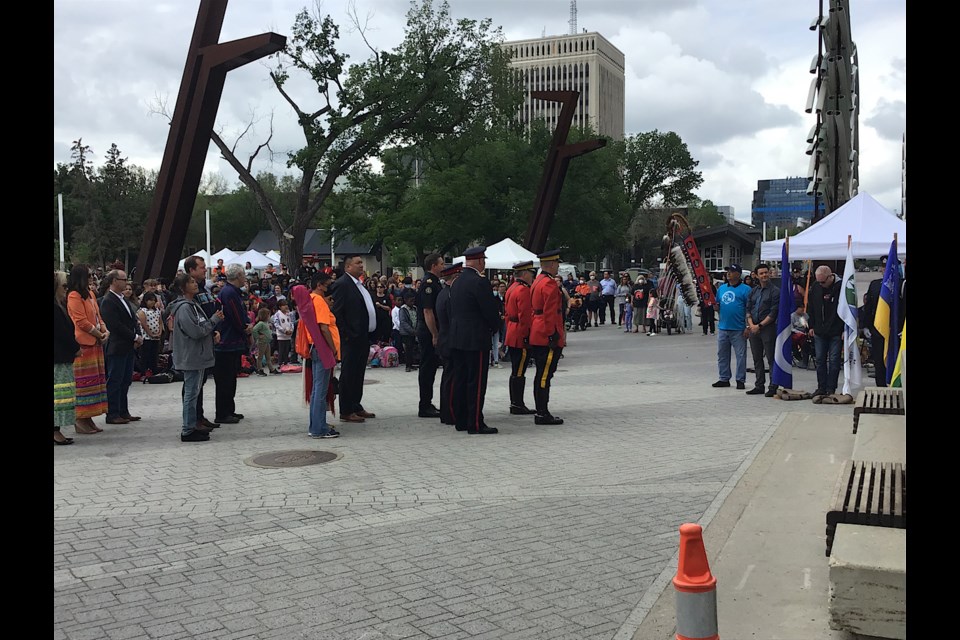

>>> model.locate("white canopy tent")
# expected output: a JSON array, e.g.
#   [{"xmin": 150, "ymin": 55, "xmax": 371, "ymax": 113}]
[
  {"xmin": 264, "ymin": 250, "xmax": 282, "ymax": 265},
  {"xmin": 453, "ymin": 238, "xmax": 540, "ymax": 269},
  {"xmin": 760, "ymin": 192, "xmax": 906, "ymax": 261},
  {"xmin": 177, "ymin": 249, "xmax": 211, "ymax": 271},
  {"xmin": 228, "ymin": 250, "xmax": 272, "ymax": 269},
  {"xmin": 210, "ymin": 248, "xmax": 239, "ymax": 265}
]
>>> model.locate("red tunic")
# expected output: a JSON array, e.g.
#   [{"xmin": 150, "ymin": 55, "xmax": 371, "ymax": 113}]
[
  {"xmin": 503, "ymin": 281, "xmax": 532, "ymax": 348},
  {"xmin": 529, "ymin": 273, "xmax": 566, "ymax": 348}
]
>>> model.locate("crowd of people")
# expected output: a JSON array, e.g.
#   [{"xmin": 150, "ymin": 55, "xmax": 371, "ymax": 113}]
[{"xmin": 53, "ymin": 251, "xmax": 906, "ymax": 445}]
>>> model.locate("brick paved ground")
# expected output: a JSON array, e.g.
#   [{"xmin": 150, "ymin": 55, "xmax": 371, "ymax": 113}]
[{"xmin": 54, "ymin": 322, "xmax": 850, "ymax": 639}]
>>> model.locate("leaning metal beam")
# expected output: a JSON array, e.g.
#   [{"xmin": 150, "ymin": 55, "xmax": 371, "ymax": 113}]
[
  {"xmin": 525, "ymin": 91, "xmax": 606, "ymax": 254},
  {"xmin": 136, "ymin": 0, "xmax": 285, "ymax": 280}
]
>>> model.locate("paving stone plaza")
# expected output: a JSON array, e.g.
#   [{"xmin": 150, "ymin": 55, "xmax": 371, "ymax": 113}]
[{"xmin": 54, "ymin": 324, "xmax": 851, "ymax": 640}]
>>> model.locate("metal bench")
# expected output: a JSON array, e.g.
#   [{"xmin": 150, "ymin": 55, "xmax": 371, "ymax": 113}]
[
  {"xmin": 852, "ymin": 387, "xmax": 904, "ymax": 434},
  {"xmin": 825, "ymin": 460, "xmax": 906, "ymax": 557}
]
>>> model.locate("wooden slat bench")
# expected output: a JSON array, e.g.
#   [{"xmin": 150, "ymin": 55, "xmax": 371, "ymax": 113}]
[
  {"xmin": 825, "ymin": 460, "xmax": 906, "ymax": 557},
  {"xmin": 852, "ymin": 387, "xmax": 904, "ymax": 434}
]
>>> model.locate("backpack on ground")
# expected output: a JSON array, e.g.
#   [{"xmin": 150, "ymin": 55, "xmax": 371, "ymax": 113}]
[{"xmin": 380, "ymin": 345, "xmax": 399, "ymax": 368}]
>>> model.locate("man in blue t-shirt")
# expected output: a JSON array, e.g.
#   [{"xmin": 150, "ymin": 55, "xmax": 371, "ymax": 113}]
[{"xmin": 712, "ymin": 264, "xmax": 752, "ymax": 389}]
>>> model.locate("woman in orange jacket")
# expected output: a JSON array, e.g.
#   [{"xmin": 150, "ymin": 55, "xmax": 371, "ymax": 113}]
[{"xmin": 66, "ymin": 265, "xmax": 109, "ymax": 434}]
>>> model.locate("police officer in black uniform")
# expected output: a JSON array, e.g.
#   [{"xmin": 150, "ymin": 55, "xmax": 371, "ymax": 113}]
[
  {"xmin": 416, "ymin": 253, "xmax": 445, "ymax": 418},
  {"xmin": 435, "ymin": 263, "xmax": 462, "ymax": 425},
  {"xmin": 449, "ymin": 246, "xmax": 501, "ymax": 435}
]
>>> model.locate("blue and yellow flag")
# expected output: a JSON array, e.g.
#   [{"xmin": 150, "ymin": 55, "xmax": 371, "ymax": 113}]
[
  {"xmin": 874, "ymin": 239, "xmax": 901, "ymax": 385},
  {"xmin": 890, "ymin": 321, "xmax": 906, "ymax": 387},
  {"xmin": 772, "ymin": 242, "xmax": 794, "ymax": 389}
]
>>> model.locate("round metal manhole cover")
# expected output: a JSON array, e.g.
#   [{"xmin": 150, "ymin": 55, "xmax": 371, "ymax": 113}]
[{"xmin": 245, "ymin": 450, "xmax": 340, "ymax": 468}]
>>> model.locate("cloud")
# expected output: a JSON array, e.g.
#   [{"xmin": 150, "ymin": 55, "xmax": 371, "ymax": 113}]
[{"xmin": 864, "ymin": 99, "xmax": 905, "ymax": 142}]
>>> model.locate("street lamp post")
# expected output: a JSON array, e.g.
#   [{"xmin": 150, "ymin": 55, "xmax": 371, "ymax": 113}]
[{"xmin": 330, "ymin": 225, "xmax": 336, "ymax": 268}]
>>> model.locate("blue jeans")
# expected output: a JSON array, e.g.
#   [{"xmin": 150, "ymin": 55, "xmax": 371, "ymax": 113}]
[
  {"xmin": 181, "ymin": 369, "xmax": 203, "ymax": 435},
  {"xmin": 717, "ymin": 329, "xmax": 747, "ymax": 383},
  {"xmin": 309, "ymin": 346, "xmax": 333, "ymax": 436},
  {"xmin": 814, "ymin": 334, "xmax": 843, "ymax": 393},
  {"xmin": 106, "ymin": 350, "xmax": 135, "ymax": 419}
]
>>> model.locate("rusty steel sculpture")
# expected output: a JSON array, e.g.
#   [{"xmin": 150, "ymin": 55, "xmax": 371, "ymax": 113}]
[
  {"xmin": 136, "ymin": 0, "xmax": 285, "ymax": 280},
  {"xmin": 524, "ymin": 91, "xmax": 606, "ymax": 255},
  {"xmin": 805, "ymin": 0, "xmax": 859, "ymax": 223}
]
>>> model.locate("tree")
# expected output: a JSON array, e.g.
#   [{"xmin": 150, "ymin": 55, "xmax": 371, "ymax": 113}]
[
  {"xmin": 622, "ymin": 130, "xmax": 703, "ymax": 212},
  {"xmin": 211, "ymin": 0, "xmax": 519, "ymax": 269},
  {"xmin": 686, "ymin": 198, "xmax": 726, "ymax": 230}
]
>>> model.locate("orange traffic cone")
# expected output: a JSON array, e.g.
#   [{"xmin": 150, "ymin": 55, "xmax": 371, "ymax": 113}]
[{"xmin": 673, "ymin": 523, "xmax": 719, "ymax": 640}]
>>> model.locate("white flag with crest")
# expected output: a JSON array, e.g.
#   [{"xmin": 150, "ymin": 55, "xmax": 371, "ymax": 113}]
[{"xmin": 837, "ymin": 242, "xmax": 862, "ymax": 395}]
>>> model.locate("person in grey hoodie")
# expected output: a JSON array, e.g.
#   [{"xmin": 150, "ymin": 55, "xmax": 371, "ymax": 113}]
[{"xmin": 168, "ymin": 273, "xmax": 224, "ymax": 442}]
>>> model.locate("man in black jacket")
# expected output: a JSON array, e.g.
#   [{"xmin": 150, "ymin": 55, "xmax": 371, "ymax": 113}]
[
  {"xmin": 330, "ymin": 255, "xmax": 377, "ymax": 424},
  {"xmin": 449, "ymin": 247, "xmax": 501, "ymax": 434},
  {"xmin": 100, "ymin": 270, "xmax": 142, "ymax": 424},
  {"xmin": 862, "ymin": 255, "xmax": 888, "ymax": 386},
  {"xmin": 436, "ymin": 263, "xmax": 461, "ymax": 426},
  {"xmin": 807, "ymin": 265, "xmax": 844, "ymax": 398}
]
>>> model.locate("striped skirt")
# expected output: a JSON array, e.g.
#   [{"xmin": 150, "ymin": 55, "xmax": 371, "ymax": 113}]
[
  {"xmin": 73, "ymin": 344, "xmax": 107, "ymax": 419},
  {"xmin": 54, "ymin": 363, "xmax": 76, "ymax": 428}
]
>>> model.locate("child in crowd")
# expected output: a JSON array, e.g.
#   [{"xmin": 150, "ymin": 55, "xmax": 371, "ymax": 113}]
[
  {"xmin": 398, "ymin": 290, "xmax": 418, "ymax": 372},
  {"xmin": 137, "ymin": 292, "xmax": 163, "ymax": 375},
  {"xmin": 645, "ymin": 290, "xmax": 659, "ymax": 336},
  {"xmin": 251, "ymin": 308, "xmax": 279, "ymax": 376},
  {"xmin": 272, "ymin": 299, "xmax": 294, "ymax": 366}
]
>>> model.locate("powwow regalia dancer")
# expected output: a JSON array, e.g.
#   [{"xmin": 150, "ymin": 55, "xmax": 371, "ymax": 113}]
[{"xmin": 656, "ymin": 213, "xmax": 716, "ymax": 322}]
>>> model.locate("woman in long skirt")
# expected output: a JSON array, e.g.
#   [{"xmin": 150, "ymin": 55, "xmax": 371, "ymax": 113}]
[
  {"xmin": 54, "ymin": 271, "xmax": 80, "ymax": 445},
  {"xmin": 66, "ymin": 265, "xmax": 109, "ymax": 434}
]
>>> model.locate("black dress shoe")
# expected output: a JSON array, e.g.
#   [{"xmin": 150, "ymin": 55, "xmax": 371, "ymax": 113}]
[
  {"xmin": 468, "ymin": 427, "xmax": 499, "ymax": 434},
  {"xmin": 711, "ymin": 380, "xmax": 731, "ymax": 388},
  {"xmin": 736, "ymin": 381, "xmax": 746, "ymax": 390},
  {"xmin": 105, "ymin": 417, "xmax": 130, "ymax": 424},
  {"xmin": 455, "ymin": 425, "xmax": 468, "ymax": 431},
  {"xmin": 510, "ymin": 406, "xmax": 537, "ymax": 415},
  {"xmin": 765, "ymin": 387, "xmax": 778, "ymax": 397},
  {"xmin": 534, "ymin": 415, "xmax": 564, "ymax": 425},
  {"xmin": 215, "ymin": 415, "xmax": 241, "ymax": 424},
  {"xmin": 122, "ymin": 415, "xmax": 142, "ymax": 421},
  {"xmin": 418, "ymin": 408, "xmax": 441, "ymax": 418},
  {"xmin": 745, "ymin": 386, "xmax": 765, "ymax": 395},
  {"xmin": 199, "ymin": 417, "xmax": 220, "ymax": 429},
  {"xmin": 181, "ymin": 430, "xmax": 210, "ymax": 442},
  {"xmin": 231, "ymin": 413, "xmax": 245, "ymax": 420}
]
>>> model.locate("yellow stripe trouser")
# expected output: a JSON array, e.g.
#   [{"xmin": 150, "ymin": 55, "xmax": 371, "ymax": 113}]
[{"xmin": 540, "ymin": 348, "xmax": 554, "ymax": 389}]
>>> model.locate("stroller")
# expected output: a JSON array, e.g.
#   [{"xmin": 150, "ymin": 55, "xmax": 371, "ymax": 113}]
[
  {"xmin": 791, "ymin": 332, "xmax": 816, "ymax": 369},
  {"xmin": 566, "ymin": 294, "xmax": 589, "ymax": 332}
]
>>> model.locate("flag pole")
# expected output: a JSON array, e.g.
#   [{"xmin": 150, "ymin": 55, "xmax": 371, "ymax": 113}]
[{"xmin": 58, "ymin": 193, "xmax": 65, "ymax": 272}]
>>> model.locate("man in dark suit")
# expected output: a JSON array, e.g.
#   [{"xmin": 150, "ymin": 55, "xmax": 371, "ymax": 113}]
[
  {"xmin": 449, "ymin": 247, "xmax": 501, "ymax": 435},
  {"xmin": 330, "ymin": 254, "xmax": 378, "ymax": 423},
  {"xmin": 100, "ymin": 270, "xmax": 142, "ymax": 424},
  {"xmin": 435, "ymin": 263, "xmax": 461, "ymax": 425}
]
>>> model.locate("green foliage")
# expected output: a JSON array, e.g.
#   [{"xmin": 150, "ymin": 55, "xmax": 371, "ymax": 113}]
[{"xmin": 622, "ymin": 130, "xmax": 703, "ymax": 211}]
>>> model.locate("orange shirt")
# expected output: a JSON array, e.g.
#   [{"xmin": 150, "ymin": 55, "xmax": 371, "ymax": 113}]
[
  {"xmin": 308, "ymin": 292, "xmax": 341, "ymax": 360},
  {"xmin": 575, "ymin": 283, "xmax": 590, "ymax": 297},
  {"xmin": 66, "ymin": 291, "xmax": 103, "ymax": 346}
]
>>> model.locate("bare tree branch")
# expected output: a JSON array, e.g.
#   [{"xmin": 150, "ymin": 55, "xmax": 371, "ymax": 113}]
[
  {"xmin": 346, "ymin": 0, "xmax": 384, "ymax": 78},
  {"xmin": 211, "ymin": 129, "xmax": 283, "ymax": 235}
]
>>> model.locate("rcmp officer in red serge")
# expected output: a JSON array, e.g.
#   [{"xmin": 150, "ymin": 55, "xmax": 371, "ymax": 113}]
[
  {"xmin": 435, "ymin": 263, "xmax": 462, "ymax": 425},
  {"xmin": 449, "ymin": 246, "xmax": 501, "ymax": 434},
  {"xmin": 416, "ymin": 253, "xmax": 444, "ymax": 418},
  {"xmin": 504, "ymin": 260, "xmax": 537, "ymax": 415},
  {"xmin": 529, "ymin": 249, "xmax": 565, "ymax": 425}
]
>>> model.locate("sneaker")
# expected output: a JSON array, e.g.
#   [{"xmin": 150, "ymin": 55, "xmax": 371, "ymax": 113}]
[
  {"xmin": 327, "ymin": 428, "xmax": 340, "ymax": 437},
  {"xmin": 271, "ymin": 370, "xmax": 282, "ymax": 375},
  {"xmin": 256, "ymin": 371, "xmax": 268, "ymax": 377},
  {"xmin": 745, "ymin": 386, "xmax": 765, "ymax": 395},
  {"xmin": 711, "ymin": 380, "xmax": 731, "ymax": 388},
  {"xmin": 310, "ymin": 432, "xmax": 339, "ymax": 439},
  {"xmin": 181, "ymin": 430, "xmax": 210, "ymax": 442},
  {"xmin": 736, "ymin": 381, "xmax": 746, "ymax": 390},
  {"xmin": 764, "ymin": 388, "xmax": 778, "ymax": 397}
]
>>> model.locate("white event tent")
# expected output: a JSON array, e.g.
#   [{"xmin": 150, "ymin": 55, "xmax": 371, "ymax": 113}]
[
  {"xmin": 265, "ymin": 250, "xmax": 282, "ymax": 265},
  {"xmin": 760, "ymin": 192, "xmax": 906, "ymax": 261},
  {"xmin": 210, "ymin": 248, "xmax": 239, "ymax": 265},
  {"xmin": 453, "ymin": 238, "xmax": 540, "ymax": 269},
  {"xmin": 228, "ymin": 250, "xmax": 272, "ymax": 269},
  {"xmin": 177, "ymin": 249, "xmax": 211, "ymax": 271}
]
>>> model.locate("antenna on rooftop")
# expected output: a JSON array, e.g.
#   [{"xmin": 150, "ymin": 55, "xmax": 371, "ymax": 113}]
[
  {"xmin": 569, "ymin": 0, "xmax": 577, "ymax": 36},
  {"xmin": 542, "ymin": 25, "xmax": 546, "ymax": 38}
]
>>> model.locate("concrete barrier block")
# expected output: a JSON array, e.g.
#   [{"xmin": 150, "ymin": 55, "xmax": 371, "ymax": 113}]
[
  {"xmin": 828, "ymin": 524, "xmax": 906, "ymax": 639},
  {"xmin": 852, "ymin": 414, "xmax": 905, "ymax": 463}
]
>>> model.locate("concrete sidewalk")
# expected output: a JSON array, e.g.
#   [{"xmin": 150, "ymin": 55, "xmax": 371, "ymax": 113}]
[{"xmin": 633, "ymin": 412, "xmax": 866, "ymax": 639}]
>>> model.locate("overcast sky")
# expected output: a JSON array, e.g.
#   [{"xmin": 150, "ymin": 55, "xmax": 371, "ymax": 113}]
[{"xmin": 53, "ymin": 0, "xmax": 906, "ymax": 222}]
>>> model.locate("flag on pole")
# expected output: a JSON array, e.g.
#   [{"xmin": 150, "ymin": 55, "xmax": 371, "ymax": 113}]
[
  {"xmin": 890, "ymin": 320, "xmax": 906, "ymax": 387},
  {"xmin": 874, "ymin": 239, "xmax": 901, "ymax": 384},
  {"xmin": 837, "ymin": 240, "xmax": 862, "ymax": 395},
  {"xmin": 772, "ymin": 242, "xmax": 794, "ymax": 390}
]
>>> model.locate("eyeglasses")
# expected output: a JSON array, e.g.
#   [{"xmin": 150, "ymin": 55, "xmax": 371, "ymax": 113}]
[{"xmin": 116, "ymin": 278, "xmax": 127, "ymax": 281}]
